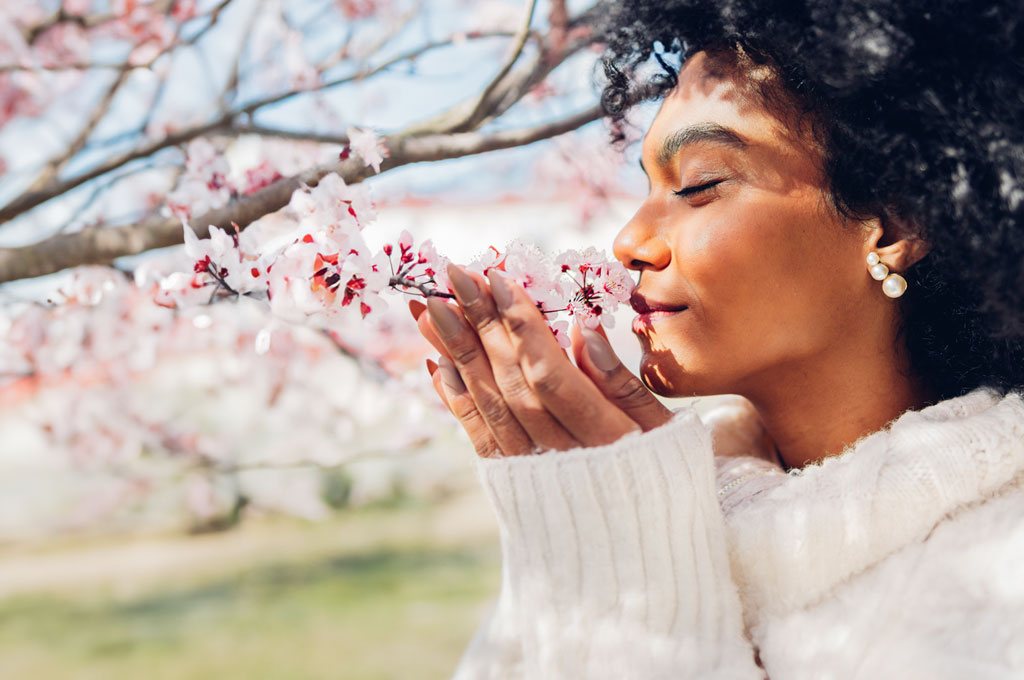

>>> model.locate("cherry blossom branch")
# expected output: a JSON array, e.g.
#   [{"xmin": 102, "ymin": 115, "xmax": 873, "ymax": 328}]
[
  {"xmin": 455, "ymin": 0, "xmax": 539, "ymax": 133},
  {"xmin": 0, "ymin": 104, "xmax": 603, "ymax": 283},
  {"xmin": 0, "ymin": 2, "xmax": 602, "ymax": 224},
  {"xmin": 0, "ymin": 60, "xmax": 123, "ymax": 73},
  {"xmin": 317, "ymin": 6, "xmax": 419, "ymax": 75},
  {"xmin": 388, "ymin": 276, "xmax": 455, "ymax": 299},
  {"xmin": 232, "ymin": 29, "xmax": 518, "ymax": 118},
  {"xmin": 0, "ymin": 118, "xmax": 231, "ymax": 224},
  {"xmin": 56, "ymin": 161, "xmax": 181, "ymax": 234},
  {"xmin": 0, "ymin": 0, "xmax": 234, "ymax": 74},
  {"xmin": 180, "ymin": 0, "xmax": 238, "ymax": 48},
  {"xmin": 26, "ymin": 68, "xmax": 133, "ymax": 193},
  {"xmin": 226, "ymin": 124, "xmax": 350, "ymax": 144},
  {"xmin": 6, "ymin": 0, "xmax": 237, "ymax": 208},
  {"xmin": 20, "ymin": 2, "xmax": 174, "ymax": 46},
  {"xmin": 0, "ymin": 30, "xmax": 521, "ymax": 225},
  {"xmin": 400, "ymin": 25, "xmax": 589, "ymax": 137},
  {"xmin": 215, "ymin": 1, "xmax": 259, "ymax": 114}
]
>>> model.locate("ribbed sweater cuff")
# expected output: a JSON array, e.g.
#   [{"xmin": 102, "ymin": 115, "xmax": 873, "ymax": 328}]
[{"xmin": 471, "ymin": 408, "xmax": 761, "ymax": 680}]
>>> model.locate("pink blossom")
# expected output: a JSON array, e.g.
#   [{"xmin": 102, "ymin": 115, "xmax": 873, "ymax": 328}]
[
  {"xmin": 241, "ymin": 161, "xmax": 284, "ymax": 195},
  {"xmin": 469, "ymin": 1, "xmax": 523, "ymax": 33},
  {"xmin": 0, "ymin": 73, "xmax": 42, "ymax": 130},
  {"xmin": 289, "ymin": 173, "xmax": 362, "ymax": 236},
  {"xmin": 63, "ymin": 0, "xmax": 93, "ymax": 16},
  {"xmin": 337, "ymin": 0, "xmax": 385, "ymax": 20},
  {"xmin": 555, "ymin": 246, "xmax": 604, "ymax": 276},
  {"xmin": 282, "ymin": 30, "xmax": 318, "ymax": 90},
  {"xmin": 465, "ymin": 245, "xmax": 506, "ymax": 277},
  {"xmin": 254, "ymin": 326, "xmax": 273, "ymax": 355},
  {"xmin": 596, "ymin": 261, "xmax": 635, "ymax": 303},
  {"xmin": 550, "ymin": 320, "xmax": 571, "ymax": 349},
  {"xmin": 172, "ymin": 0, "xmax": 198, "ymax": 22},
  {"xmin": 166, "ymin": 139, "xmax": 234, "ymax": 219},
  {"xmin": 504, "ymin": 241, "xmax": 564, "ymax": 298},
  {"xmin": 163, "ymin": 178, "xmax": 631, "ymax": 343},
  {"xmin": 416, "ymin": 239, "xmax": 449, "ymax": 286},
  {"xmin": 347, "ymin": 127, "xmax": 387, "ymax": 174}
]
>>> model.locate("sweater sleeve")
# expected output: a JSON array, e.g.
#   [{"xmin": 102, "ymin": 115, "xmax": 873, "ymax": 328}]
[{"xmin": 451, "ymin": 408, "xmax": 764, "ymax": 680}]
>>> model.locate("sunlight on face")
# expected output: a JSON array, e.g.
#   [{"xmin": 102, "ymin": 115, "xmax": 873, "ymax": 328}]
[{"xmin": 613, "ymin": 51, "xmax": 873, "ymax": 398}]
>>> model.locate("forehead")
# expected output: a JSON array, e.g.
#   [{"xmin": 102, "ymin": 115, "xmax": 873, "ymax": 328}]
[{"xmin": 642, "ymin": 52, "xmax": 796, "ymax": 166}]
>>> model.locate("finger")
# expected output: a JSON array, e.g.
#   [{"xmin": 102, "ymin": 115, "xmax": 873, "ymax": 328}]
[
  {"xmin": 488, "ymin": 270, "xmax": 640, "ymax": 446},
  {"xmin": 447, "ymin": 264, "xmax": 579, "ymax": 451},
  {"xmin": 570, "ymin": 324, "xmax": 673, "ymax": 431},
  {"xmin": 411, "ymin": 300, "xmax": 451, "ymax": 360},
  {"xmin": 435, "ymin": 356, "xmax": 502, "ymax": 458},
  {"xmin": 569, "ymin": 323, "xmax": 608, "ymax": 369},
  {"xmin": 426, "ymin": 296, "xmax": 534, "ymax": 456},
  {"xmin": 426, "ymin": 358, "xmax": 453, "ymax": 414}
]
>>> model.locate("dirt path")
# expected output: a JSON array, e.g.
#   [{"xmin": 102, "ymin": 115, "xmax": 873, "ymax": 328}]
[{"xmin": 0, "ymin": 487, "xmax": 497, "ymax": 600}]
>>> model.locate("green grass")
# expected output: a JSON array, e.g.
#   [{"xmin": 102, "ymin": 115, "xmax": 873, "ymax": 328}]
[{"xmin": 0, "ymin": 527, "xmax": 501, "ymax": 679}]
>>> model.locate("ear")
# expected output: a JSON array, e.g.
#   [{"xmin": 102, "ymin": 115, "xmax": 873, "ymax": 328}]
[{"xmin": 863, "ymin": 211, "xmax": 930, "ymax": 272}]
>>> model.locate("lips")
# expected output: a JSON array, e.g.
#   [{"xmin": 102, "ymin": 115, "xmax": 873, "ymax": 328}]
[
  {"xmin": 630, "ymin": 292, "xmax": 687, "ymax": 334},
  {"xmin": 629, "ymin": 291, "xmax": 687, "ymax": 315}
]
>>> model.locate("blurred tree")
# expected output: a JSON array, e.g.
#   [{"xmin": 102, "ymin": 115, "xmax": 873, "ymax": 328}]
[
  {"xmin": 0, "ymin": 0, "xmax": 651, "ymax": 537},
  {"xmin": 0, "ymin": 0, "xmax": 617, "ymax": 283}
]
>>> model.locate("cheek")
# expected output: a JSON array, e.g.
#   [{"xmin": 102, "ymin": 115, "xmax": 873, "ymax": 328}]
[
  {"xmin": 677, "ymin": 206, "xmax": 789, "ymax": 314},
  {"xmin": 676, "ymin": 197, "xmax": 852, "ymax": 349},
  {"xmin": 634, "ymin": 192, "xmax": 866, "ymax": 396}
]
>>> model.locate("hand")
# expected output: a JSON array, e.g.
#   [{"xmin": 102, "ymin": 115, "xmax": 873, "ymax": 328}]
[{"xmin": 412, "ymin": 264, "xmax": 673, "ymax": 457}]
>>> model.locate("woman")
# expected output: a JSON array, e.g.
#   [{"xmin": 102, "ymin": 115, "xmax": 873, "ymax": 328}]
[{"xmin": 414, "ymin": 1, "xmax": 1024, "ymax": 677}]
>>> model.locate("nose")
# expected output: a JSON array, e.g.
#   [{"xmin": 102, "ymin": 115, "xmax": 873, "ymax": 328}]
[{"xmin": 612, "ymin": 203, "xmax": 672, "ymax": 272}]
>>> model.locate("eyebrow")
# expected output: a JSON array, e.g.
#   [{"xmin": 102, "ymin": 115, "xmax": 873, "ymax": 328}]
[{"xmin": 639, "ymin": 122, "xmax": 749, "ymax": 174}]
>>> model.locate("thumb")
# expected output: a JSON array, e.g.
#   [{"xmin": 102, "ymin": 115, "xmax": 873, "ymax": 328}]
[{"xmin": 571, "ymin": 324, "xmax": 673, "ymax": 431}]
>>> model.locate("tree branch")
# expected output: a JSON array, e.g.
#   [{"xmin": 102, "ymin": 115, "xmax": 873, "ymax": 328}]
[
  {"xmin": 0, "ymin": 0, "xmax": 234, "ymax": 73},
  {"xmin": 26, "ymin": 68, "xmax": 132, "ymax": 193},
  {"xmin": 399, "ymin": 18, "xmax": 592, "ymax": 137},
  {"xmin": 233, "ymin": 29, "xmax": 516, "ymax": 118},
  {"xmin": 0, "ymin": 61, "xmax": 125, "ymax": 73},
  {"xmin": 0, "ymin": 30, "xmax": 518, "ymax": 225},
  {"xmin": 455, "ymin": 0, "xmax": 539, "ymax": 133},
  {"xmin": 5, "ymin": 0, "xmax": 238, "ymax": 209},
  {"xmin": 0, "ymin": 105, "xmax": 604, "ymax": 283},
  {"xmin": 228, "ymin": 124, "xmax": 349, "ymax": 144},
  {"xmin": 0, "ymin": 118, "xmax": 233, "ymax": 225}
]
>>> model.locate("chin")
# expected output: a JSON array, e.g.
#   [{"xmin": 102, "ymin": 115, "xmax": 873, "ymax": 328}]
[
  {"xmin": 638, "ymin": 355, "xmax": 687, "ymax": 398},
  {"xmin": 638, "ymin": 351, "xmax": 722, "ymax": 399}
]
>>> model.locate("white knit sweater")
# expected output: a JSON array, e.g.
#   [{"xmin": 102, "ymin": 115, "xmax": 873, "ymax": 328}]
[{"xmin": 452, "ymin": 387, "xmax": 1024, "ymax": 679}]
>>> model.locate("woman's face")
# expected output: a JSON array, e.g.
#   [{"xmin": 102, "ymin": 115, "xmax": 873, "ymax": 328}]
[{"xmin": 614, "ymin": 51, "xmax": 876, "ymax": 398}]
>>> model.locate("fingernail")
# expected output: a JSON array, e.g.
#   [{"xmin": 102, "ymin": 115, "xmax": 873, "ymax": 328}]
[
  {"xmin": 437, "ymin": 356, "xmax": 466, "ymax": 394},
  {"xmin": 582, "ymin": 328, "xmax": 619, "ymax": 372},
  {"xmin": 487, "ymin": 269, "xmax": 512, "ymax": 310},
  {"xmin": 447, "ymin": 264, "xmax": 479, "ymax": 303},
  {"xmin": 425, "ymin": 358, "xmax": 438, "ymax": 376},
  {"xmin": 427, "ymin": 296, "xmax": 463, "ymax": 340},
  {"xmin": 409, "ymin": 299, "xmax": 426, "ymax": 320}
]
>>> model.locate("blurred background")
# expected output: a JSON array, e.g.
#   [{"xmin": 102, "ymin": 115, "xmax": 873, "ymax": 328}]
[{"xmin": 0, "ymin": 1, "xmax": 684, "ymax": 677}]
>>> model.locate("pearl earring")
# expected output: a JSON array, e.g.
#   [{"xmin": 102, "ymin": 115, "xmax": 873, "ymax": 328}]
[{"xmin": 866, "ymin": 252, "xmax": 908, "ymax": 298}]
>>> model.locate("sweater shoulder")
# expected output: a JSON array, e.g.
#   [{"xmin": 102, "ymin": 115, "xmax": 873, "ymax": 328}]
[{"xmin": 756, "ymin": 474, "xmax": 1024, "ymax": 678}]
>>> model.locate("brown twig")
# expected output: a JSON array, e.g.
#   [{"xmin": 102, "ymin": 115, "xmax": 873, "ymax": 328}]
[
  {"xmin": 0, "ymin": 105, "xmax": 605, "ymax": 283},
  {"xmin": 0, "ymin": 30, "xmax": 522, "ymax": 225},
  {"xmin": 389, "ymin": 276, "xmax": 454, "ymax": 299},
  {"xmin": 456, "ymin": 0, "xmax": 540, "ymax": 132},
  {"xmin": 26, "ymin": 69, "xmax": 132, "ymax": 193}
]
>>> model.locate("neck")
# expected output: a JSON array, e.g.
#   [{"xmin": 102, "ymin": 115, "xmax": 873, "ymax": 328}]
[{"xmin": 741, "ymin": 337, "xmax": 936, "ymax": 470}]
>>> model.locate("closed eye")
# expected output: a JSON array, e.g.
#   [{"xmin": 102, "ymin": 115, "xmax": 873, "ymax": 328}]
[{"xmin": 673, "ymin": 180, "xmax": 725, "ymax": 198}]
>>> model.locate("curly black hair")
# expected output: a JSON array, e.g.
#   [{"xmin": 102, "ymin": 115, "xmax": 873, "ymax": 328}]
[{"xmin": 599, "ymin": 0, "xmax": 1024, "ymax": 401}]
